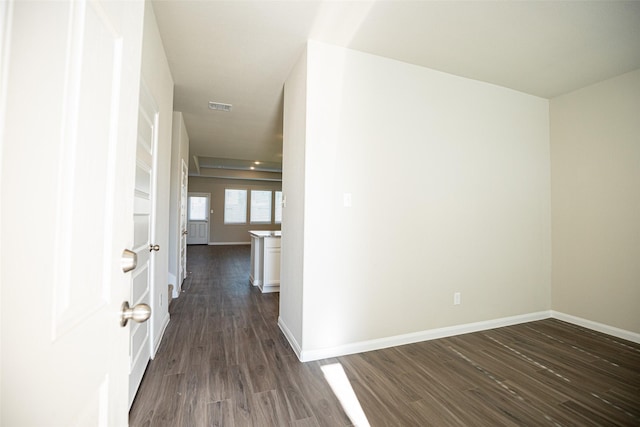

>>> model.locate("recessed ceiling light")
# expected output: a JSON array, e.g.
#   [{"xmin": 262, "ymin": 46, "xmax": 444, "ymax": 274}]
[
  {"xmin": 208, "ymin": 101, "xmax": 232, "ymax": 112},
  {"xmin": 250, "ymin": 166, "xmax": 255, "ymax": 170},
  {"xmin": 254, "ymin": 161, "xmax": 261, "ymax": 165}
]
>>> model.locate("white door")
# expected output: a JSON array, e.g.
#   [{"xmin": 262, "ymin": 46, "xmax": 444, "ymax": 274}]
[
  {"xmin": 129, "ymin": 80, "xmax": 159, "ymax": 407},
  {"xmin": 187, "ymin": 192, "xmax": 210, "ymax": 244},
  {"xmin": 0, "ymin": 0, "xmax": 144, "ymax": 426},
  {"xmin": 179, "ymin": 160, "xmax": 189, "ymax": 283}
]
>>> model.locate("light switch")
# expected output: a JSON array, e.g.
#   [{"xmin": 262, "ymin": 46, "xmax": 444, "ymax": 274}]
[{"xmin": 343, "ymin": 193, "xmax": 352, "ymax": 207}]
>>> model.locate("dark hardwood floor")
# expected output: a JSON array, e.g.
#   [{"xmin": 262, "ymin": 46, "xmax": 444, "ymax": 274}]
[{"xmin": 130, "ymin": 245, "xmax": 640, "ymax": 426}]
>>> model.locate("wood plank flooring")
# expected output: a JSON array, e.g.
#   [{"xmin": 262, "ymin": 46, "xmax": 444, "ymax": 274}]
[{"xmin": 130, "ymin": 245, "xmax": 640, "ymax": 426}]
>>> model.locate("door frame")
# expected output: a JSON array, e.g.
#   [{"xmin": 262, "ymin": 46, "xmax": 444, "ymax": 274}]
[
  {"xmin": 128, "ymin": 77, "xmax": 159, "ymax": 408},
  {"xmin": 178, "ymin": 159, "xmax": 189, "ymax": 287}
]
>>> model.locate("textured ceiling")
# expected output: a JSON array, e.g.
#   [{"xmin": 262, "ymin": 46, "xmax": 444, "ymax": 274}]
[{"xmin": 152, "ymin": 0, "xmax": 640, "ymax": 172}]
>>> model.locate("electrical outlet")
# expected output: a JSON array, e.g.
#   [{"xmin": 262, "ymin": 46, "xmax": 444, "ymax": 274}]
[{"xmin": 454, "ymin": 292, "xmax": 461, "ymax": 305}]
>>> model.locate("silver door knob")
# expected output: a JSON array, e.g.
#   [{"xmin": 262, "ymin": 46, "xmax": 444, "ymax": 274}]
[
  {"xmin": 121, "ymin": 249, "xmax": 137, "ymax": 273},
  {"xmin": 149, "ymin": 244, "xmax": 160, "ymax": 252},
  {"xmin": 120, "ymin": 302, "xmax": 151, "ymax": 327}
]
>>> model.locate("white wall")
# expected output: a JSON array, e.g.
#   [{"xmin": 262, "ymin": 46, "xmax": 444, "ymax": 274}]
[
  {"xmin": 282, "ymin": 41, "xmax": 551, "ymax": 359},
  {"xmin": 279, "ymin": 47, "xmax": 308, "ymax": 352},
  {"xmin": 168, "ymin": 111, "xmax": 189, "ymax": 294},
  {"xmin": 550, "ymin": 69, "xmax": 640, "ymax": 334},
  {"xmin": 141, "ymin": 1, "xmax": 174, "ymax": 354}
]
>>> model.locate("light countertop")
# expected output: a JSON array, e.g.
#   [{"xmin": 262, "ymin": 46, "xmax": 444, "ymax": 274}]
[{"xmin": 249, "ymin": 230, "xmax": 282, "ymax": 238}]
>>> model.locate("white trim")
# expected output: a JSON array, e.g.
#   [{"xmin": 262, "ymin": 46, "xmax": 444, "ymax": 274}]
[
  {"xmin": 258, "ymin": 283, "xmax": 279, "ymax": 293},
  {"xmin": 296, "ymin": 311, "xmax": 551, "ymax": 362},
  {"xmin": 168, "ymin": 272, "xmax": 181, "ymax": 298},
  {"xmin": 278, "ymin": 317, "xmax": 302, "ymax": 359},
  {"xmin": 0, "ymin": 10, "xmax": 13, "ymax": 408},
  {"xmin": 0, "ymin": 0, "xmax": 13, "ymax": 151},
  {"xmin": 193, "ymin": 155, "xmax": 200, "ymax": 175},
  {"xmin": 151, "ymin": 312, "xmax": 170, "ymax": 358},
  {"xmin": 551, "ymin": 311, "xmax": 640, "ymax": 344},
  {"xmin": 208, "ymin": 241, "xmax": 251, "ymax": 246},
  {"xmin": 279, "ymin": 310, "xmax": 640, "ymax": 362},
  {"xmin": 178, "ymin": 158, "xmax": 188, "ymax": 284}
]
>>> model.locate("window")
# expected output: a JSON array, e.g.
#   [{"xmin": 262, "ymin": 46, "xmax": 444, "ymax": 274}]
[
  {"xmin": 188, "ymin": 196, "xmax": 208, "ymax": 221},
  {"xmin": 250, "ymin": 190, "xmax": 272, "ymax": 223},
  {"xmin": 274, "ymin": 191, "xmax": 282, "ymax": 223},
  {"xmin": 224, "ymin": 189, "xmax": 247, "ymax": 224}
]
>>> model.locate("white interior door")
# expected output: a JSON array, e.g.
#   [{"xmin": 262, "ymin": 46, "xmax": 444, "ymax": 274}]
[
  {"xmin": 129, "ymin": 79, "xmax": 159, "ymax": 407},
  {"xmin": 0, "ymin": 1, "xmax": 144, "ymax": 425},
  {"xmin": 187, "ymin": 192, "xmax": 210, "ymax": 245},
  {"xmin": 179, "ymin": 160, "xmax": 189, "ymax": 284}
]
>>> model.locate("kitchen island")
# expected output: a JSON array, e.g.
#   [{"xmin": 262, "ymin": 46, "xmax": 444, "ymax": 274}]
[{"xmin": 249, "ymin": 230, "xmax": 281, "ymax": 293}]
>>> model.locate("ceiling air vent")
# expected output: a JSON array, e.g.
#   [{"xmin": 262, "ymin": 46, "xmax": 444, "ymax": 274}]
[{"xmin": 208, "ymin": 101, "xmax": 232, "ymax": 112}]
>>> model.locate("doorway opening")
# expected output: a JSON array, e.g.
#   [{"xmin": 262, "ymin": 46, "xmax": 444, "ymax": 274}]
[{"xmin": 187, "ymin": 192, "xmax": 210, "ymax": 244}]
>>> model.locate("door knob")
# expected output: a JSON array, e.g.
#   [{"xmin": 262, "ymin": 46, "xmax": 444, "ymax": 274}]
[
  {"xmin": 149, "ymin": 244, "xmax": 160, "ymax": 252},
  {"xmin": 120, "ymin": 302, "xmax": 151, "ymax": 327},
  {"xmin": 121, "ymin": 249, "xmax": 137, "ymax": 273}
]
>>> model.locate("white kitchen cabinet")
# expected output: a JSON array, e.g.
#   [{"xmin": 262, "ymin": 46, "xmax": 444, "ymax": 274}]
[{"xmin": 249, "ymin": 230, "xmax": 281, "ymax": 293}]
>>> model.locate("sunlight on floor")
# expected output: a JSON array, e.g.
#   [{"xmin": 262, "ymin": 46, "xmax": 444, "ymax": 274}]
[{"xmin": 321, "ymin": 363, "xmax": 371, "ymax": 427}]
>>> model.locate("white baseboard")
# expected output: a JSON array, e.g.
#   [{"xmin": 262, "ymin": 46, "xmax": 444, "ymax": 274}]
[
  {"xmin": 172, "ymin": 274, "xmax": 183, "ymax": 298},
  {"xmin": 278, "ymin": 317, "xmax": 302, "ymax": 360},
  {"xmin": 174, "ymin": 275, "xmax": 191, "ymax": 299},
  {"xmin": 151, "ymin": 312, "xmax": 170, "ymax": 358},
  {"xmin": 296, "ymin": 311, "xmax": 551, "ymax": 362},
  {"xmin": 551, "ymin": 311, "xmax": 640, "ymax": 344},
  {"xmin": 208, "ymin": 241, "xmax": 251, "ymax": 246},
  {"xmin": 168, "ymin": 273, "xmax": 178, "ymax": 297},
  {"xmin": 279, "ymin": 310, "xmax": 640, "ymax": 363}
]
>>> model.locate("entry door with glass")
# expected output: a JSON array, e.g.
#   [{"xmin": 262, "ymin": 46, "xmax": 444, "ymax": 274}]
[{"xmin": 187, "ymin": 193, "xmax": 210, "ymax": 244}]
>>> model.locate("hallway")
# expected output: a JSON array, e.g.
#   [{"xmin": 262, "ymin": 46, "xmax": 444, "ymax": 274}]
[
  {"xmin": 129, "ymin": 245, "xmax": 351, "ymax": 426},
  {"xmin": 130, "ymin": 245, "xmax": 640, "ymax": 426}
]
